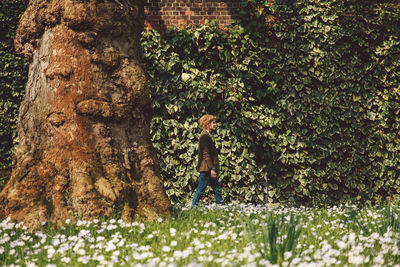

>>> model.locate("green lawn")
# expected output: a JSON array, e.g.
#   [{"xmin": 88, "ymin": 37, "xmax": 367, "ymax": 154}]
[{"xmin": 1, "ymin": 202, "xmax": 400, "ymax": 266}]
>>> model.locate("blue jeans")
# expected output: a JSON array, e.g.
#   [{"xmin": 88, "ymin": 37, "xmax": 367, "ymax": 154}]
[{"xmin": 191, "ymin": 171, "xmax": 224, "ymax": 207}]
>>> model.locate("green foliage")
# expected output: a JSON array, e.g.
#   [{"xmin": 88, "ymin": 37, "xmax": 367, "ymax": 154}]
[
  {"xmin": 348, "ymin": 201, "xmax": 400, "ymax": 236},
  {"xmin": 142, "ymin": 23, "xmax": 274, "ymax": 204},
  {"xmin": 0, "ymin": 0, "xmax": 28, "ymax": 168},
  {"xmin": 244, "ymin": 212, "xmax": 302, "ymax": 264},
  {"xmin": 142, "ymin": 0, "xmax": 400, "ymax": 204}
]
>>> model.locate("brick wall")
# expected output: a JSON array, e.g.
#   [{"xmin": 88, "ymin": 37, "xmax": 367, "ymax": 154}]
[{"xmin": 144, "ymin": 0, "xmax": 245, "ymax": 30}]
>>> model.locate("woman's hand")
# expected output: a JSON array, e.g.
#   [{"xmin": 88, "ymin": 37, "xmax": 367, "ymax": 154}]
[{"xmin": 210, "ymin": 169, "xmax": 217, "ymax": 179}]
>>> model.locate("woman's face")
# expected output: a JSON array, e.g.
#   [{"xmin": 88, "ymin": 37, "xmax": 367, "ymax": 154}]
[{"xmin": 208, "ymin": 120, "xmax": 217, "ymax": 131}]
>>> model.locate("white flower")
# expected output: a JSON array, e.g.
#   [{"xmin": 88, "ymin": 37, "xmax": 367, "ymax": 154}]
[
  {"xmin": 284, "ymin": 251, "xmax": 292, "ymax": 260},
  {"xmin": 113, "ymin": 250, "xmax": 120, "ymax": 257},
  {"xmin": 78, "ymin": 256, "xmax": 90, "ymax": 264},
  {"xmin": 182, "ymin": 250, "xmax": 190, "ymax": 258},
  {"xmin": 77, "ymin": 248, "xmax": 86, "ymax": 255},
  {"xmin": 348, "ymin": 233, "xmax": 356, "ymax": 242},
  {"xmin": 348, "ymin": 255, "xmax": 364, "ymax": 265},
  {"xmin": 61, "ymin": 257, "xmax": 71, "ymax": 263},
  {"xmin": 162, "ymin": 246, "xmax": 171, "ymax": 252},
  {"xmin": 170, "ymin": 228, "xmax": 177, "ymax": 236},
  {"xmin": 133, "ymin": 252, "xmax": 146, "ymax": 260},
  {"xmin": 94, "ymin": 254, "xmax": 105, "ymax": 262},
  {"xmin": 107, "ymin": 224, "xmax": 117, "ymax": 230},
  {"xmin": 173, "ymin": 250, "xmax": 182, "ymax": 258},
  {"xmin": 373, "ymin": 254, "xmax": 385, "ymax": 264},
  {"xmin": 76, "ymin": 220, "xmax": 86, "ymax": 227},
  {"xmin": 96, "ymin": 236, "xmax": 105, "ymax": 242},
  {"xmin": 370, "ymin": 232, "xmax": 380, "ymax": 240},
  {"xmin": 105, "ymin": 243, "xmax": 116, "ymax": 252},
  {"xmin": 51, "ymin": 239, "xmax": 60, "ymax": 246},
  {"xmin": 47, "ymin": 247, "xmax": 56, "ymax": 257},
  {"xmin": 291, "ymin": 257, "xmax": 301, "ymax": 265},
  {"xmin": 171, "ymin": 240, "xmax": 177, "ymax": 246},
  {"xmin": 336, "ymin": 240, "xmax": 347, "ymax": 250}
]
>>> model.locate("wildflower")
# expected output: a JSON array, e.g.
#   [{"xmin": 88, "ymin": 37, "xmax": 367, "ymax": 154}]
[
  {"xmin": 170, "ymin": 228, "xmax": 177, "ymax": 236},
  {"xmin": 76, "ymin": 220, "xmax": 86, "ymax": 227},
  {"xmin": 117, "ymin": 239, "xmax": 125, "ymax": 247},
  {"xmin": 133, "ymin": 252, "xmax": 146, "ymax": 260},
  {"xmin": 106, "ymin": 243, "xmax": 116, "ymax": 252},
  {"xmin": 182, "ymin": 249, "xmax": 191, "ymax": 258},
  {"xmin": 51, "ymin": 239, "xmax": 60, "ymax": 246},
  {"xmin": 284, "ymin": 251, "xmax": 292, "ymax": 260},
  {"xmin": 61, "ymin": 257, "xmax": 71, "ymax": 263},
  {"xmin": 173, "ymin": 250, "xmax": 183, "ymax": 258},
  {"xmin": 78, "ymin": 256, "xmax": 90, "ymax": 264},
  {"xmin": 77, "ymin": 248, "xmax": 86, "ymax": 255},
  {"xmin": 348, "ymin": 255, "xmax": 364, "ymax": 265},
  {"xmin": 94, "ymin": 254, "xmax": 105, "ymax": 262},
  {"xmin": 47, "ymin": 247, "xmax": 56, "ymax": 257},
  {"xmin": 112, "ymin": 250, "xmax": 120, "ymax": 257},
  {"xmin": 171, "ymin": 240, "xmax": 177, "ymax": 246},
  {"xmin": 106, "ymin": 224, "xmax": 117, "ymax": 231},
  {"xmin": 370, "ymin": 232, "xmax": 380, "ymax": 240},
  {"xmin": 292, "ymin": 257, "xmax": 301, "ymax": 265},
  {"xmin": 349, "ymin": 233, "xmax": 356, "ymax": 242},
  {"xmin": 335, "ymin": 240, "xmax": 347, "ymax": 250},
  {"xmin": 163, "ymin": 246, "xmax": 171, "ymax": 252}
]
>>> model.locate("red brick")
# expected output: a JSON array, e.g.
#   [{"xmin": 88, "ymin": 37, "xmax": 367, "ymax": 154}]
[
  {"xmin": 144, "ymin": 0, "xmax": 246, "ymax": 28},
  {"xmin": 190, "ymin": 15, "xmax": 202, "ymax": 20}
]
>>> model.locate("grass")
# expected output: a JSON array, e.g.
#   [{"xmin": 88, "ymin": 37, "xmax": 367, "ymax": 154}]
[{"xmin": 1, "ymin": 202, "xmax": 400, "ymax": 266}]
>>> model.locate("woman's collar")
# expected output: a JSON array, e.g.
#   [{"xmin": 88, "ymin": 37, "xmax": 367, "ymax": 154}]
[{"xmin": 203, "ymin": 129, "xmax": 211, "ymax": 137}]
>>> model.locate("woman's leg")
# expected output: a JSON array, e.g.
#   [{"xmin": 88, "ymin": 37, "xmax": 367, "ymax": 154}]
[
  {"xmin": 210, "ymin": 177, "xmax": 224, "ymax": 204},
  {"xmin": 191, "ymin": 172, "xmax": 210, "ymax": 207}
]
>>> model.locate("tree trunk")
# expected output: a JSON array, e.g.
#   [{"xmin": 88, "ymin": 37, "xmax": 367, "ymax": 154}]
[{"xmin": 0, "ymin": 0, "xmax": 171, "ymax": 230}]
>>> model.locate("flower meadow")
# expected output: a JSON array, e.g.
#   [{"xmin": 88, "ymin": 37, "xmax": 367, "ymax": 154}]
[{"xmin": 1, "ymin": 202, "xmax": 400, "ymax": 267}]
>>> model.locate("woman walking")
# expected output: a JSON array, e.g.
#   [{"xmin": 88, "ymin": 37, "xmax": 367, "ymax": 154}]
[{"xmin": 191, "ymin": 114, "xmax": 224, "ymax": 207}]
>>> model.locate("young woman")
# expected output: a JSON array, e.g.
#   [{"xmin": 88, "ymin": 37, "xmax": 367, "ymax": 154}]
[{"xmin": 191, "ymin": 114, "xmax": 224, "ymax": 207}]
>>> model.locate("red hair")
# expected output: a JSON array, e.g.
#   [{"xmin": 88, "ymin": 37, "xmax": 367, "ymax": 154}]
[{"xmin": 199, "ymin": 114, "xmax": 216, "ymax": 130}]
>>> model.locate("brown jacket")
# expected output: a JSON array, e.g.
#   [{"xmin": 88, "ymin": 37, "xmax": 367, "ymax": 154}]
[{"xmin": 196, "ymin": 131, "xmax": 219, "ymax": 172}]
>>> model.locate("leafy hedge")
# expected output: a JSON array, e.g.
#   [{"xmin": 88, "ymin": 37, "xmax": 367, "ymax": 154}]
[
  {"xmin": 0, "ymin": 0, "xmax": 28, "ymax": 169},
  {"xmin": 1, "ymin": 0, "xmax": 399, "ymax": 204},
  {"xmin": 142, "ymin": 23, "xmax": 273, "ymax": 204},
  {"xmin": 142, "ymin": 0, "xmax": 400, "ymax": 204}
]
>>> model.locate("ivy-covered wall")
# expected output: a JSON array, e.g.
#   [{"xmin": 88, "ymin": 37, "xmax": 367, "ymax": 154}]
[
  {"xmin": 142, "ymin": 0, "xmax": 400, "ymax": 204},
  {"xmin": 1, "ymin": 0, "xmax": 399, "ymax": 204},
  {"xmin": 0, "ymin": 0, "xmax": 27, "ymax": 170}
]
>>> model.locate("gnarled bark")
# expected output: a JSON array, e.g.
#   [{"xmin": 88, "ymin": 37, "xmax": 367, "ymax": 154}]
[{"xmin": 0, "ymin": 0, "xmax": 171, "ymax": 230}]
